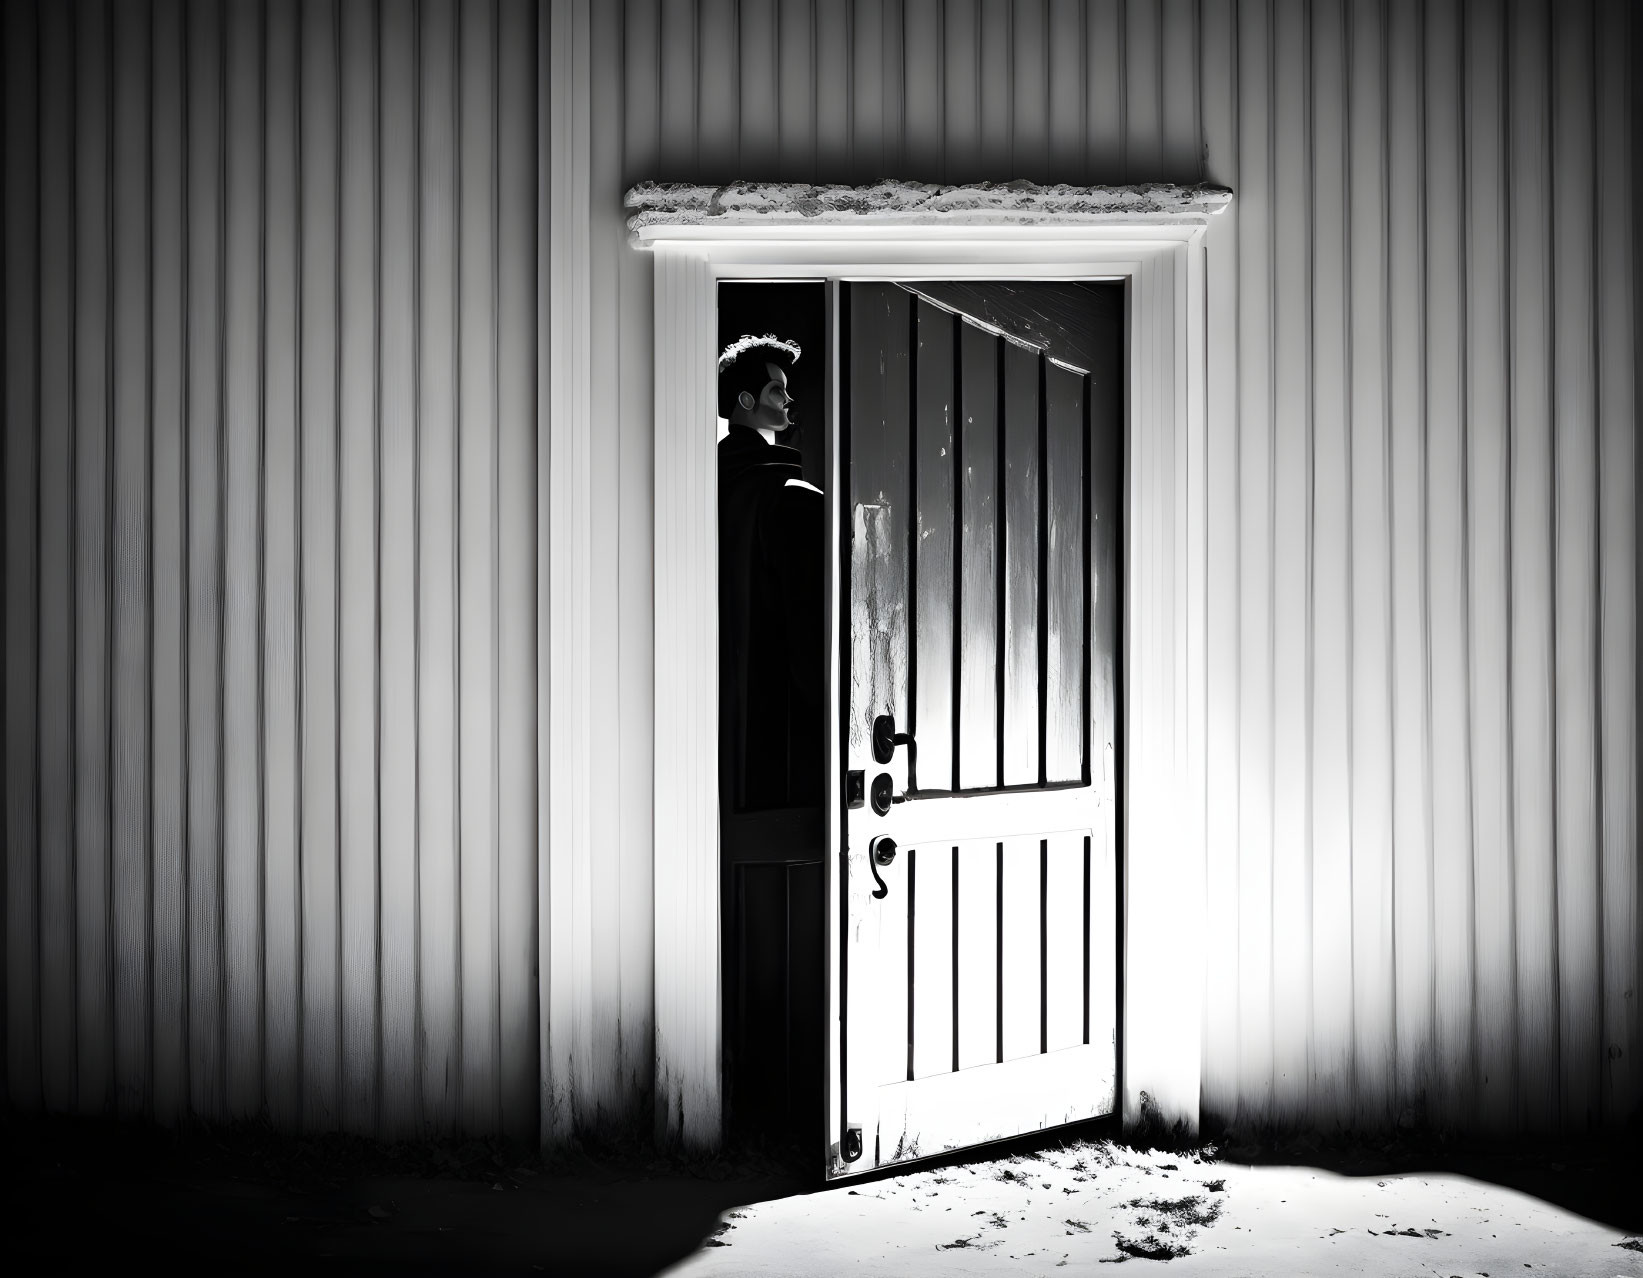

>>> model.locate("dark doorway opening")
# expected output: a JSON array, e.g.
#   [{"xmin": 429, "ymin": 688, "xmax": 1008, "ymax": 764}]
[{"xmin": 717, "ymin": 280, "xmax": 827, "ymax": 1155}]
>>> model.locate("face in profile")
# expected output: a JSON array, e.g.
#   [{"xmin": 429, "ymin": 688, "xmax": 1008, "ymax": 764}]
[{"xmin": 746, "ymin": 361, "xmax": 794, "ymax": 432}]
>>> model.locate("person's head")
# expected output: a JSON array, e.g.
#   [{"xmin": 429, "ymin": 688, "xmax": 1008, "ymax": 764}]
[{"xmin": 718, "ymin": 334, "xmax": 800, "ymax": 432}]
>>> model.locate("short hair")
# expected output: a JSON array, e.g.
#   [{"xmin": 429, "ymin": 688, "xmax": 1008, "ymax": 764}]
[{"xmin": 717, "ymin": 334, "xmax": 800, "ymax": 419}]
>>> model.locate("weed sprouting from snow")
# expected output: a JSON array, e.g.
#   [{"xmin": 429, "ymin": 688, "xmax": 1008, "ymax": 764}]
[
  {"xmin": 1111, "ymin": 1229, "xmax": 1192, "ymax": 1260},
  {"xmin": 1101, "ymin": 1192, "xmax": 1226, "ymax": 1260},
  {"xmin": 1065, "ymin": 1218, "xmax": 1093, "ymax": 1233},
  {"xmin": 1202, "ymin": 1178, "xmax": 1226, "ymax": 1192},
  {"xmin": 1614, "ymin": 1238, "xmax": 1643, "ymax": 1253},
  {"xmin": 1123, "ymin": 1194, "xmax": 1224, "ymax": 1228}
]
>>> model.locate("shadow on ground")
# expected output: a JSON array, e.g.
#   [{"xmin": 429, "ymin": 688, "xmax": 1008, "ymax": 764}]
[
  {"xmin": 3, "ymin": 1111, "xmax": 1637, "ymax": 1274},
  {"xmin": 0, "ymin": 1113, "xmax": 810, "ymax": 1276},
  {"xmin": 1208, "ymin": 1123, "xmax": 1643, "ymax": 1235}
]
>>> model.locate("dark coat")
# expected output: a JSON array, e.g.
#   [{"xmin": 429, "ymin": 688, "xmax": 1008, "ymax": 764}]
[{"xmin": 718, "ymin": 425, "xmax": 824, "ymax": 811}]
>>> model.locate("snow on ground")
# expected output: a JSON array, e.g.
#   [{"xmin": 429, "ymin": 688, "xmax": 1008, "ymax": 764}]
[{"xmin": 660, "ymin": 1142, "xmax": 1643, "ymax": 1278}]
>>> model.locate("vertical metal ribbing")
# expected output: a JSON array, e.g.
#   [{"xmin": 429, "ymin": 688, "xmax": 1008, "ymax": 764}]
[
  {"xmin": 292, "ymin": 0, "xmax": 307, "ymax": 1126},
  {"xmin": 950, "ymin": 311, "xmax": 962, "ymax": 792},
  {"xmin": 1081, "ymin": 372, "xmax": 1092, "ymax": 785},
  {"xmin": 370, "ymin": 0, "xmax": 385, "ymax": 1134},
  {"xmin": 906, "ymin": 291, "xmax": 919, "ymax": 789},
  {"xmin": 1038, "ymin": 354, "xmax": 1051, "ymax": 787},
  {"xmin": 994, "ymin": 335, "xmax": 1006, "ymax": 788}
]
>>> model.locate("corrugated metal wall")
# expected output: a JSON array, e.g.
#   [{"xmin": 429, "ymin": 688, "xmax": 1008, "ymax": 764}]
[
  {"xmin": 600, "ymin": 0, "xmax": 1639, "ymax": 1135},
  {"xmin": 2, "ymin": 0, "xmax": 540, "ymax": 1139},
  {"xmin": 5, "ymin": 0, "xmax": 1638, "ymax": 1144}
]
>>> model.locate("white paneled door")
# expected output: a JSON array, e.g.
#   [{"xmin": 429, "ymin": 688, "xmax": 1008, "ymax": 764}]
[{"xmin": 832, "ymin": 282, "xmax": 1121, "ymax": 1177}]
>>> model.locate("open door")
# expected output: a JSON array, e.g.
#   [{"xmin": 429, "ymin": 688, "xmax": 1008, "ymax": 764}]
[{"xmin": 828, "ymin": 281, "xmax": 1122, "ymax": 1177}]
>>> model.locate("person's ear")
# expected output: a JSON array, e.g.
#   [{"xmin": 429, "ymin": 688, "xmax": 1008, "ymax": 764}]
[{"xmin": 738, "ymin": 390, "xmax": 756, "ymax": 411}]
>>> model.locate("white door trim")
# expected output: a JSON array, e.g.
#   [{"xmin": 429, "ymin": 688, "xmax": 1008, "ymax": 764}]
[{"xmin": 636, "ymin": 189, "xmax": 1224, "ymax": 1150}]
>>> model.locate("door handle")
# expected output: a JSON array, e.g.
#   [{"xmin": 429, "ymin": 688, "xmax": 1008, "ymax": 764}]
[
  {"xmin": 868, "ymin": 836, "xmax": 897, "ymax": 900},
  {"xmin": 872, "ymin": 713, "xmax": 913, "ymax": 765}
]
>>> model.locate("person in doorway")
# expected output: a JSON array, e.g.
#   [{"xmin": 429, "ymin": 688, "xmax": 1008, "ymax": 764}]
[{"xmin": 717, "ymin": 334, "xmax": 824, "ymax": 811}]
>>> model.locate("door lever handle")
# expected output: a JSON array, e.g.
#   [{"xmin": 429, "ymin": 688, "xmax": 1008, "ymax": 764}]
[
  {"xmin": 872, "ymin": 713, "xmax": 913, "ymax": 765},
  {"xmin": 868, "ymin": 836, "xmax": 897, "ymax": 900}
]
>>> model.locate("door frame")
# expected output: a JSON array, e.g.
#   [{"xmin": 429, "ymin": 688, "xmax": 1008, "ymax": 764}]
[{"xmin": 634, "ymin": 189, "xmax": 1226, "ymax": 1153}]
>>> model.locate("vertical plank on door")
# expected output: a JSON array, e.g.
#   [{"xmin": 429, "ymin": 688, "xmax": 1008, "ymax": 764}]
[
  {"xmin": 496, "ymin": 0, "xmax": 539, "ymax": 1144},
  {"xmin": 957, "ymin": 321, "xmax": 999, "ymax": 790},
  {"xmin": 3, "ymin": 0, "xmax": 41, "ymax": 1111},
  {"xmin": 912, "ymin": 297, "xmax": 955, "ymax": 792},
  {"xmin": 376, "ymin": 0, "xmax": 421, "ymax": 1136},
  {"xmin": 1043, "ymin": 362, "xmax": 1085, "ymax": 784},
  {"xmin": 1043, "ymin": 832, "xmax": 1083, "ymax": 1052},
  {"xmin": 37, "ymin": 0, "xmax": 78, "ymax": 1114},
  {"xmin": 1463, "ymin": 0, "xmax": 1516, "ymax": 1132},
  {"xmin": 1088, "ymin": 309, "xmax": 1121, "ymax": 821},
  {"xmin": 457, "ymin": 0, "xmax": 501, "ymax": 1137},
  {"xmin": 1507, "ymin": 0, "xmax": 1557, "ymax": 1134},
  {"xmin": 336, "ymin": 0, "xmax": 380, "ymax": 1135},
  {"xmin": 110, "ymin": 0, "xmax": 154, "ymax": 1122},
  {"xmin": 1087, "ymin": 828, "xmax": 1118, "ymax": 1106},
  {"xmin": 910, "ymin": 844, "xmax": 954, "ymax": 1078},
  {"xmin": 1234, "ymin": 0, "xmax": 1275, "ymax": 1123},
  {"xmin": 1000, "ymin": 342, "xmax": 1040, "ymax": 787},
  {"xmin": 183, "ymin": 0, "xmax": 227, "ymax": 1119},
  {"xmin": 1385, "ymin": 0, "xmax": 1436, "ymax": 1111},
  {"xmin": 1594, "ymin": 0, "xmax": 1638, "ymax": 1128},
  {"xmin": 874, "ymin": 847, "xmax": 910, "ymax": 1087},
  {"xmin": 999, "ymin": 837, "xmax": 1042, "ymax": 1061},
  {"xmin": 955, "ymin": 841, "xmax": 999, "ymax": 1070},
  {"xmin": 847, "ymin": 284, "xmax": 911, "ymax": 770},
  {"xmin": 1550, "ymin": 0, "xmax": 1601, "ymax": 1131},
  {"xmin": 149, "ymin": 0, "xmax": 189, "ymax": 1126},
  {"xmin": 1269, "ymin": 0, "xmax": 1311, "ymax": 1122},
  {"xmin": 298, "ymin": 0, "xmax": 343, "ymax": 1132},
  {"xmin": 1307, "ymin": 0, "xmax": 1353, "ymax": 1128},
  {"xmin": 1346, "ymin": 0, "xmax": 1395, "ymax": 1130},
  {"xmin": 1422, "ymin": 0, "xmax": 1476, "ymax": 1128}
]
